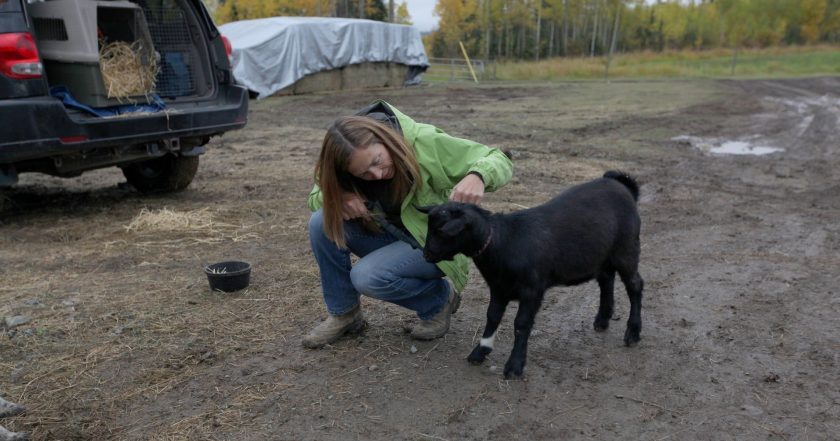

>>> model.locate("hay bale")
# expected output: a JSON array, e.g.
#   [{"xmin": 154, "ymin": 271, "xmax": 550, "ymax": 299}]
[{"xmin": 99, "ymin": 40, "xmax": 158, "ymax": 103}]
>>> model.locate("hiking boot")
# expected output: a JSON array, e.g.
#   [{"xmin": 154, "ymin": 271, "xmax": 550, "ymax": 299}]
[
  {"xmin": 302, "ymin": 305, "xmax": 365, "ymax": 348},
  {"xmin": 411, "ymin": 284, "xmax": 460, "ymax": 340}
]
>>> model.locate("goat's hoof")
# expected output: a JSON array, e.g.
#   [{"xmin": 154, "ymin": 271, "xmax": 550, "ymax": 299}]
[
  {"xmin": 624, "ymin": 326, "xmax": 641, "ymax": 346},
  {"xmin": 503, "ymin": 359, "xmax": 525, "ymax": 379},
  {"xmin": 468, "ymin": 345, "xmax": 492, "ymax": 364},
  {"xmin": 593, "ymin": 317, "xmax": 610, "ymax": 332}
]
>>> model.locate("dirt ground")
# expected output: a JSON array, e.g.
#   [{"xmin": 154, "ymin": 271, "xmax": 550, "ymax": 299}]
[{"xmin": 1, "ymin": 77, "xmax": 839, "ymax": 440}]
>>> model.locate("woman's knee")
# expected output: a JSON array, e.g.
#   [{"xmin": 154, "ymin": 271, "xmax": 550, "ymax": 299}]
[{"xmin": 350, "ymin": 262, "xmax": 391, "ymax": 297}]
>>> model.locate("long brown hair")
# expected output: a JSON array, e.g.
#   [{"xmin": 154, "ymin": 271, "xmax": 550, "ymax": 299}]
[{"xmin": 315, "ymin": 115, "xmax": 421, "ymax": 247}]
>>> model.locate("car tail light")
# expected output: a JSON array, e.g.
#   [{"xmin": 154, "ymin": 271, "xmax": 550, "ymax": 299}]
[
  {"xmin": 221, "ymin": 35, "xmax": 232, "ymax": 61},
  {"xmin": 59, "ymin": 135, "xmax": 88, "ymax": 144},
  {"xmin": 0, "ymin": 32, "xmax": 43, "ymax": 79}
]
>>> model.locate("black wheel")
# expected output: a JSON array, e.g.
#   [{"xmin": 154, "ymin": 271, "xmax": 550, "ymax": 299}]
[{"xmin": 121, "ymin": 154, "xmax": 199, "ymax": 193}]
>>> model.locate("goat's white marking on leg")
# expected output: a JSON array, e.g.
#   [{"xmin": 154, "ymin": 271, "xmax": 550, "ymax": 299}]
[{"xmin": 480, "ymin": 331, "xmax": 496, "ymax": 349}]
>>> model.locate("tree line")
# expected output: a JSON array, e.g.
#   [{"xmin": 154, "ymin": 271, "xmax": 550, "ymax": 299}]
[
  {"xmin": 213, "ymin": 0, "xmax": 840, "ymax": 61},
  {"xmin": 430, "ymin": 0, "xmax": 840, "ymax": 60}
]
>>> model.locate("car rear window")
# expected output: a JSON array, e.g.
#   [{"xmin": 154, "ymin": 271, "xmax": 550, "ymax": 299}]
[{"xmin": 0, "ymin": 0, "xmax": 23, "ymax": 13}]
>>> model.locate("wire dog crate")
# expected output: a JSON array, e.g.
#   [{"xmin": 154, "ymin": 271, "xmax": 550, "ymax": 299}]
[{"xmin": 136, "ymin": 0, "xmax": 198, "ymax": 98}]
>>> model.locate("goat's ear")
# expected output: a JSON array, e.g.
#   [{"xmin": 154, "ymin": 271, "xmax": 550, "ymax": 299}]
[
  {"xmin": 440, "ymin": 218, "xmax": 466, "ymax": 237},
  {"xmin": 414, "ymin": 204, "xmax": 435, "ymax": 214}
]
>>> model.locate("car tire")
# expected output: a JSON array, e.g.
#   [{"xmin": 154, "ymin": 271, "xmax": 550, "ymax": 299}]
[{"xmin": 121, "ymin": 154, "xmax": 199, "ymax": 193}]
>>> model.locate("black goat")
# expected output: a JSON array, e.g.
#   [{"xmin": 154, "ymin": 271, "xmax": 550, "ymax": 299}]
[{"xmin": 420, "ymin": 171, "xmax": 644, "ymax": 379}]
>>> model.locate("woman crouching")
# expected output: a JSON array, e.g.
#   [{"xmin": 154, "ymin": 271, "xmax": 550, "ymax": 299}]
[{"xmin": 303, "ymin": 100, "xmax": 513, "ymax": 348}]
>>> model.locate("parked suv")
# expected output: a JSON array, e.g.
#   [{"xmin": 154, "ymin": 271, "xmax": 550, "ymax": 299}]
[{"xmin": 0, "ymin": 0, "xmax": 247, "ymax": 202}]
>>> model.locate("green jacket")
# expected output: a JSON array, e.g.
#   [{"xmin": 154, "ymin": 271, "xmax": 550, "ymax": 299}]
[{"xmin": 308, "ymin": 101, "xmax": 513, "ymax": 292}]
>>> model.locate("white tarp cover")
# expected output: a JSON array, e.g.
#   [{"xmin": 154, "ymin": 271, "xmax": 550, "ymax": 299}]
[{"xmin": 219, "ymin": 17, "xmax": 430, "ymax": 99}]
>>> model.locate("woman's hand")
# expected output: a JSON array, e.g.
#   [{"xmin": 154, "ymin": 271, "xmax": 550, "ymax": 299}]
[
  {"xmin": 450, "ymin": 173, "xmax": 485, "ymax": 205},
  {"xmin": 341, "ymin": 192, "xmax": 369, "ymax": 220}
]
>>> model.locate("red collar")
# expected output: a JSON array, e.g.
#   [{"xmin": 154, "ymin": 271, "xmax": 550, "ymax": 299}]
[{"xmin": 471, "ymin": 227, "xmax": 493, "ymax": 257}]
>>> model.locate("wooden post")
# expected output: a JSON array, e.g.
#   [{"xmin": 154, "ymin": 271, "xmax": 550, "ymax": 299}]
[{"xmin": 459, "ymin": 41, "xmax": 479, "ymax": 83}]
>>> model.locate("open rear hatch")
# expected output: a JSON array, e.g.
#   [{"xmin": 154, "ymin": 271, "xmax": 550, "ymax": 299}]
[{"xmin": 29, "ymin": 0, "xmax": 214, "ymax": 113}]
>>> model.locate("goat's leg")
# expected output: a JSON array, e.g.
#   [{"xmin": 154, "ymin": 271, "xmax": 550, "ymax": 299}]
[
  {"xmin": 620, "ymin": 271, "xmax": 644, "ymax": 346},
  {"xmin": 503, "ymin": 295, "xmax": 542, "ymax": 379},
  {"xmin": 593, "ymin": 267, "xmax": 616, "ymax": 331},
  {"xmin": 468, "ymin": 297, "xmax": 509, "ymax": 364}
]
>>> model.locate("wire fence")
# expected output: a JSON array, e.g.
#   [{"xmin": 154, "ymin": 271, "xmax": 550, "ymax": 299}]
[{"xmin": 424, "ymin": 57, "xmax": 497, "ymax": 82}]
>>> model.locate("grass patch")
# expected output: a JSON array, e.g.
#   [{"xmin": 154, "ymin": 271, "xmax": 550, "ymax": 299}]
[{"xmin": 493, "ymin": 45, "xmax": 840, "ymax": 81}]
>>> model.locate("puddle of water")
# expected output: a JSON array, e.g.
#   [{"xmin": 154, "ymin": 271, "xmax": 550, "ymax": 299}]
[
  {"xmin": 711, "ymin": 141, "xmax": 783, "ymax": 155},
  {"xmin": 673, "ymin": 136, "xmax": 784, "ymax": 156}
]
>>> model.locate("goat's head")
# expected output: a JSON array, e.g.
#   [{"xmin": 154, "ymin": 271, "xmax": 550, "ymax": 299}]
[{"xmin": 417, "ymin": 202, "xmax": 489, "ymax": 263}]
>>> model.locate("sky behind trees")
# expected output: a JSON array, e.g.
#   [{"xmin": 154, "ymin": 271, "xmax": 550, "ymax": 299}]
[{"xmin": 405, "ymin": 0, "xmax": 438, "ymax": 32}]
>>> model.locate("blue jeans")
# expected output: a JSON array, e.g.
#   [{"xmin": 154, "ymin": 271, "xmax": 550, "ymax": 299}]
[{"xmin": 308, "ymin": 209, "xmax": 450, "ymax": 320}]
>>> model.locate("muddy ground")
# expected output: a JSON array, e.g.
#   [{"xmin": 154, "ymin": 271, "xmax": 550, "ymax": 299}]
[{"xmin": 1, "ymin": 77, "xmax": 839, "ymax": 440}]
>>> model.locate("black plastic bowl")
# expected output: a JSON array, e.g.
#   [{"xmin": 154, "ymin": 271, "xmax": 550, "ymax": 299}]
[{"xmin": 205, "ymin": 261, "xmax": 251, "ymax": 292}]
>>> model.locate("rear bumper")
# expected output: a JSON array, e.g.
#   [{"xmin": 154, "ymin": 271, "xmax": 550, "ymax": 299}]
[{"xmin": 0, "ymin": 85, "xmax": 248, "ymax": 163}]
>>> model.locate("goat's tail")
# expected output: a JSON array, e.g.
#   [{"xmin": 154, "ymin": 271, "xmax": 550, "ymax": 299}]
[{"xmin": 604, "ymin": 170, "xmax": 639, "ymax": 201}]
